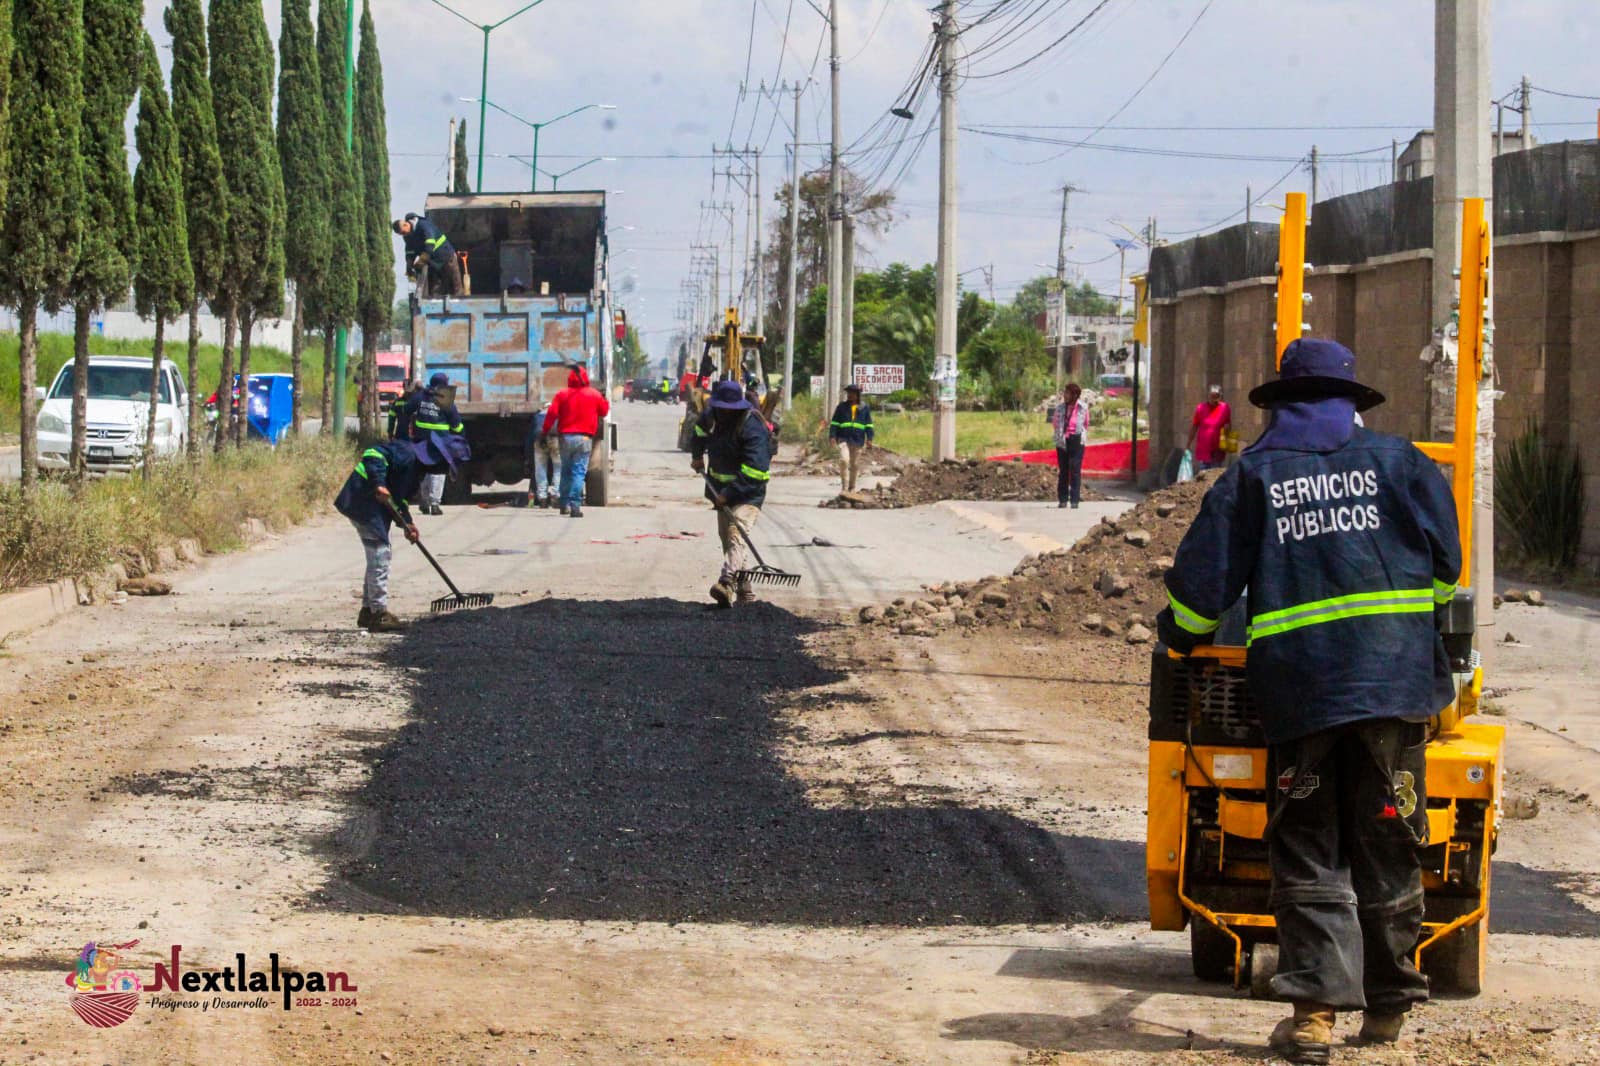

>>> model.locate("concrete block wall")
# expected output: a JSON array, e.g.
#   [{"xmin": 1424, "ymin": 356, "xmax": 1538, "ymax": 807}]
[
  {"xmin": 1349, "ymin": 255, "xmax": 1433, "ymax": 440},
  {"xmin": 1568, "ymin": 236, "xmax": 1600, "ymax": 566}
]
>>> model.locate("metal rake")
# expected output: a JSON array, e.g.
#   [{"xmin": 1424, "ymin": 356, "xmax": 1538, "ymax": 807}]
[
  {"xmin": 381, "ymin": 496, "xmax": 495, "ymax": 612},
  {"xmin": 703, "ymin": 475, "xmax": 802, "ymax": 589}
]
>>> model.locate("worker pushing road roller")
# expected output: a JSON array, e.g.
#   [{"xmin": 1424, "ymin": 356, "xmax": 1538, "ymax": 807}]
[{"xmin": 1149, "ymin": 193, "xmax": 1502, "ymax": 1064}]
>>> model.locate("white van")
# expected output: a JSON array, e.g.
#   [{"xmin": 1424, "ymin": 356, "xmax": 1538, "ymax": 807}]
[{"xmin": 36, "ymin": 356, "xmax": 189, "ymax": 474}]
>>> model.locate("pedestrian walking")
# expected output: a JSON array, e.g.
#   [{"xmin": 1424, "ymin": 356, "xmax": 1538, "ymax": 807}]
[
  {"xmin": 522, "ymin": 401, "xmax": 562, "ymax": 508},
  {"xmin": 1157, "ymin": 339, "xmax": 1461, "ymax": 1064},
  {"xmin": 392, "ymin": 213, "xmax": 464, "ymax": 297},
  {"xmin": 690, "ymin": 380, "xmax": 773, "ymax": 608},
  {"xmin": 334, "ymin": 430, "xmax": 472, "ymax": 632},
  {"xmin": 1052, "ymin": 383, "xmax": 1090, "ymax": 508},
  {"xmin": 828, "ymin": 383, "xmax": 874, "ymax": 493},
  {"xmin": 387, "ymin": 378, "xmax": 420, "ymax": 439},
  {"xmin": 540, "ymin": 365, "xmax": 610, "ymax": 518},
  {"xmin": 401, "ymin": 372, "xmax": 464, "ymax": 515},
  {"xmin": 1187, "ymin": 383, "xmax": 1232, "ymax": 471}
]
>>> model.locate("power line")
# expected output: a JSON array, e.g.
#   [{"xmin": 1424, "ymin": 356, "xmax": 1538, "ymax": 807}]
[
  {"xmin": 1530, "ymin": 83, "xmax": 1600, "ymax": 102},
  {"xmin": 964, "ymin": 0, "xmax": 1118, "ymax": 80}
]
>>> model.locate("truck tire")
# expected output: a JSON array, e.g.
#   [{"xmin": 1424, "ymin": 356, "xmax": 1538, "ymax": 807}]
[
  {"xmin": 585, "ymin": 440, "xmax": 609, "ymax": 507},
  {"xmin": 441, "ymin": 472, "xmax": 473, "ymax": 506}
]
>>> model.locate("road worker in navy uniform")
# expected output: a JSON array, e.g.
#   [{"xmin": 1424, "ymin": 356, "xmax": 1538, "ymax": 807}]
[
  {"xmin": 1156, "ymin": 339, "xmax": 1461, "ymax": 1064},
  {"xmin": 828, "ymin": 382, "xmax": 875, "ymax": 493},
  {"xmin": 392, "ymin": 213, "xmax": 463, "ymax": 297},
  {"xmin": 401, "ymin": 372, "xmax": 465, "ymax": 515},
  {"xmin": 335, "ymin": 431, "xmax": 472, "ymax": 632},
  {"xmin": 689, "ymin": 380, "xmax": 772, "ymax": 608},
  {"xmin": 387, "ymin": 378, "xmax": 421, "ymax": 440}
]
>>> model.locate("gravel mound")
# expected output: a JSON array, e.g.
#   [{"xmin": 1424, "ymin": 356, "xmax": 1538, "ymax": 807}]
[
  {"xmin": 338, "ymin": 597, "xmax": 1144, "ymax": 925},
  {"xmin": 855, "ymin": 471, "xmax": 1220, "ymax": 641},
  {"xmin": 822, "ymin": 457, "xmax": 1105, "ymax": 509}
]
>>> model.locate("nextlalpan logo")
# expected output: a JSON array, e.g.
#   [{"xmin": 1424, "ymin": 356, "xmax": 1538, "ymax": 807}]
[{"xmin": 67, "ymin": 939, "xmax": 359, "ymax": 1026}]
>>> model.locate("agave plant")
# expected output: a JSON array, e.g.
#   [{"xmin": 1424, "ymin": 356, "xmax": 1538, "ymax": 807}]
[{"xmin": 1494, "ymin": 422, "xmax": 1585, "ymax": 571}]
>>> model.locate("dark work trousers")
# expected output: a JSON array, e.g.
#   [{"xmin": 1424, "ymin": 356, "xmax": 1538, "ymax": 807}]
[
  {"xmin": 1056, "ymin": 436, "xmax": 1085, "ymax": 506},
  {"xmin": 1266, "ymin": 718, "xmax": 1430, "ymax": 1014},
  {"xmin": 420, "ymin": 254, "xmax": 463, "ymax": 298}
]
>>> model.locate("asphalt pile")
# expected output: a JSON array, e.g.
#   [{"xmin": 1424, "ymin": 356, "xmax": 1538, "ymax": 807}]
[
  {"xmin": 822, "ymin": 457, "xmax": 1100, "ymax": 509},
  {"xmin": 856, "ymin": 471, "xmax": 1220, "ymax": 641},
  {"xmin": 338, "ymin": 597, "xmax": 1143, "ymax": 925}
]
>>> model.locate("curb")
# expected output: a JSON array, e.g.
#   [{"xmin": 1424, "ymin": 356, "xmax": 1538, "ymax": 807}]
[{"xmin": 0, "ymin": 524, "xmax": 268, "ymax": 643}]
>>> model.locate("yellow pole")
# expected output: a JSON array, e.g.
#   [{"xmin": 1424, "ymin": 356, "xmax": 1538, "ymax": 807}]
[
  {"xmin": 1275, "ymin": 192, "xmax": 1307, "ymax": 367},
  {"xmin": 1454, "ymin": 197, "xmax": 1488, "ymax": 587}
]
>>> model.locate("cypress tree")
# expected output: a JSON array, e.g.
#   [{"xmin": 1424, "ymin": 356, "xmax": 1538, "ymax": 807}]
[
  {"xmin": 67, "ymin": 0, "xmax": 141, "ymax": 476},
  {"xmin": 453, "ymin": 118, "xmax": 470, "ymax": 194},
  {"xmin": 276, "ymin": 0, "xmax": 328, "ymax": 435},
  {"xmin": 355, "ymin": 0, "xmax": 394, "ymax": 440},
  {"xmin": 209, "ymin": 0, "xmax": 281, "ymax": 450},
  {"xmin": 313, "ymin": 0, "xmax": 361, "ymax": 433},
  {"xmin": 0, "ymin": 0, "xmax": 83, "ymax": 492},
  {"xmin": 165, "ymin": 0, "xmax": 228, "ymax": 457},
  {"xmin": 0, "ymin": 0, "xmax": 14, "ymax": 211},
  {"xmin": 234, "ymin": 2, "xmax": 286, "ymax": 447},
  {"xmin": 133, "ymin": 32, "xmax": 194, "ymax": 477}
]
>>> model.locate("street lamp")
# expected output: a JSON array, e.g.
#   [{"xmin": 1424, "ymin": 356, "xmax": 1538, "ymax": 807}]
[
  {"xmin": 428, "ymin": 0, "xmax": 550, "ymax": 191},
  {"xmin": 531, "ymin": 156, "xmax": 614, "ymax": 190},
  {"xmin": 462, "ymin": 97, "xmax": 616, "ymax": 192}
]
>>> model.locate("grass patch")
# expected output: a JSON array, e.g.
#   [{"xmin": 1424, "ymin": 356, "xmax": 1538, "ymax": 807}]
[
  {"xmin": 0, "ymin": 330, "xmax": 334, "ymax": 435},
  {"xmin": 0, "ymin": 435, "xmax": 354, "ymax": 590},
  {"xmin": 871, "ymin": 409, "xmax": 1053, "ymax": 459}
]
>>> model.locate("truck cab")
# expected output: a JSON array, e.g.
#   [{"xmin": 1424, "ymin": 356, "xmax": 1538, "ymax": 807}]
[{"xmin": 410, "ymin": 190, "xmax": 614, "ymax": 504}]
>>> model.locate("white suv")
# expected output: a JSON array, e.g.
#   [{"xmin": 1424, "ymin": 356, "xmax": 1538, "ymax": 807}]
[{"xmin": 36, "ymin": 356, "xmax": 190, "ymax": 474}]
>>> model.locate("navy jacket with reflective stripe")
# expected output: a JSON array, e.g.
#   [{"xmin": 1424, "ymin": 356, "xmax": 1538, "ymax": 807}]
[
  {"xmin": 828, "ymin": 400, "xmax": 874, "ymax": 445},
  {"xmin": 404, "ymin": 217, "xmax": 455, "ymax": 268},
  {"xmin": 334, "ymin": 441, "xmax": 423, "ymax": 543},
  {"xmin": 696, "ymin": 409, "xmax": 772, "ymax": 508},
  {"xmin": 403, "ymin": 387, "xmax": 463, "ymax": 439},
  {"xmin": 1162, "ymin": 423, "xmax": 1461, "ymax": 744}
]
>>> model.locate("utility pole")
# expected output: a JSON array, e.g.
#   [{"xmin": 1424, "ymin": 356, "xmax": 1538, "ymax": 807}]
[
  {"xmin": 1431, "ymin": 0, "xmax": 1494, "ymax": 653},
  {"xmin": 1309, "ymin": 144, "xmax": 1319, "ymax": 215},
  {"xmin": 753, "ymin": 147, "xmax": 763, "ymax": 337},
  {"xmin": 931, "ymin": 0, "xmax": 959, "ymax": 461},
  {"xmin": 1391, "ymin": 139, "xmax": 1399, "ymax": 181},
  {"xmin": 1245, "ymin": 184, "xmax": 1251, "ymax": 225},
  {"xmin": 1053, "ymin": 184, "xmax": 1081, "ymax": 387},
  {"xmin": 842, "ymin": 216, "xmax": 855, "ymax": 386},
  {"xmin": 825, "ymin": 0, "xmax": 844, "ymax": 410},
  {"xmin": 1519, "ymin": 74, "xmax": 1531, "ymax": 144},
  {"xmin": 447, "ymin": 117, "xmax": 458, "ymax": 193},
  {"xmin": 783, "ymin": 83, "xmax": 802, "ymax": 409}
]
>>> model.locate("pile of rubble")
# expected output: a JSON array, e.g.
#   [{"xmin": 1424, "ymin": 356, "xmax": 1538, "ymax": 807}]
[
  {"xmin": 824, "ymin": 457, "xmax": 1103, "ymax": 509},
  {"xmin": 855, "ymin": 471, "xmax": 1221, "ymax": 640}
]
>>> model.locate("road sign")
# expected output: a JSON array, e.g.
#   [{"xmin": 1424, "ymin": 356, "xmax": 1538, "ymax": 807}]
[{"xmin": 851, "ymin": 364, "xmax": 904, "ymax": 394}]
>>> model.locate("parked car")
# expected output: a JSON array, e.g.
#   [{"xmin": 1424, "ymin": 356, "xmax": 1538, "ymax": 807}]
[
  {"xmin": 1098, "ymin": 373, "xmax": 1134, "ymax": 398},
  {"xmin": 36, "ymin": 356, "xmax": 189, "ymax": 475}
]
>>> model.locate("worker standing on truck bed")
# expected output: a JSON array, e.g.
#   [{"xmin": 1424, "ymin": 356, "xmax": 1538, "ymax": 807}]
[
  {"xmin": 690, "ymin": 380, "xmax": 772, "ymax": 608},
  {"xmin": 402, "ymin": 373, "xmax": 464, "ymax": 515},
  {"xmin": 1155, "ymin": 339, "xmax": 1461, "ymax": 1065},
  {"xmin": 540, "ymin": 365, "xmax": 610, "ymax": 518},
  {"xmin": 334, "ymin": 431, "xmax": 471, "ymax": 632},
  {"xmin": 392, "ymin": 213, "xmax": 463, "ymax": 297}
]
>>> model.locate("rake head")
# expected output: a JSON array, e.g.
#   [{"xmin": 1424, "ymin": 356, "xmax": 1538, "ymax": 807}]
[
  {"xmin": 429, "ymin": 591, "xmax": 495, "ymax": 613},
  {"xmin": 734, "ymin": 565, "xmax": 802, "ymax": 589}
]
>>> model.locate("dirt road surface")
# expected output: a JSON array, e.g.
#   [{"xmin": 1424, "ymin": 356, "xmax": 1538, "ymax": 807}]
[{"xmin": 2, "ymin": 401, "xmax": 1598, "ymax": 1065}]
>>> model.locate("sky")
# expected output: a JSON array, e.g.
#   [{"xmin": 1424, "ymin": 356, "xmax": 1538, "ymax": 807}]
[{"xmin": 145, "ymin": 1, "xmax": 1600, "ymax": 362}]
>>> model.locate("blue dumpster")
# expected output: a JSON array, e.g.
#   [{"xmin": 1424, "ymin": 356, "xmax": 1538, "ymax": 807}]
[{"xmin": 245, "ymin": 374, "xmax": 294, "ymax": 444}]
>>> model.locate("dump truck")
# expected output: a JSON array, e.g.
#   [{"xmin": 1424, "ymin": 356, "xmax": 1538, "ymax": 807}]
[
  {"xmin": 1146, "ymin": 193, "xmax": 1502, "ymax": 997},
  {"xmin": 409, "ymin": 191, "xmax": 615, "ymax": 505}
]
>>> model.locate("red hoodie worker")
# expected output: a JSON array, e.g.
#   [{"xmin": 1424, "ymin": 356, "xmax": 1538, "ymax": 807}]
[{"xmin": 539, "ymin": 365, "xmax": 611, "ymax": 518}]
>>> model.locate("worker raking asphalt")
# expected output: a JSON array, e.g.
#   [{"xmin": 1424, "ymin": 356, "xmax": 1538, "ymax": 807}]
[{"xmin": 338, "ymin": 597, "xmax": 1144, "ymax": 925}]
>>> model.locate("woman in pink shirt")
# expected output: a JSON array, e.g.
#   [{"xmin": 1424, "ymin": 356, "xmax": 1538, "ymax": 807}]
[
  {"xmin": 1052, "ymin": 383, "xmax": 1090, "ymax": 508},
  {"xmin": 1187, "ymin": 384, "xmax": 1232, "ymax": 470}
]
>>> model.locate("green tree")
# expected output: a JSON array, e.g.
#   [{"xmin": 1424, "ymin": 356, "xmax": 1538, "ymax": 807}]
[
  {"xmin": 962, "ymin": 305, "xmax": 1048, "ymax": 409},
  {"xmin": 165, "ymin": 0, "xmax": 229, "ymax": 456},
  {"xmin": 0, "ymin": 0, "xmax": 82, "ymax": 490},
  {"xmin": 209, "ymin": 0, "xmax": 281, "ymax": 449},
  {"xmin": 453, "ymin": 118, "xmax": 470, "ymax": 193},
  {"xmin": 133, "ymin": 32, "xmax": 194, "ymax": 476},
  {"xmin": 312, "ymin": 0, "xmax": 362, "ymax": 431},
  {"xmin": 66, "ymin": 0, "xmax": 141, "ymax": 475},
  {"xmin": 1064, "ymin": 279, "xmax": 1119, "ymax": 316},
  {"xmin": 276, "ymin": 0, "xmax": 328, "ymax": 434},
  {"xmin": 236, "ymin": 0, "xmax": 286, "ymax": 447},
  {"xmin": 616, "ymin": 324, "xmax": 649, "ymax": 380},
  {"xmin": 354, "ymin": 0, "xmax": 393, "ymax": 441},
  {"xmin": 0, "ymin": 0, "xmax": 14, "ymax": 217}
]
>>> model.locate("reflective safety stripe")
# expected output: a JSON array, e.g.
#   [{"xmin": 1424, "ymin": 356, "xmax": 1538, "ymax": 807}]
[
  {"xmin": 740, "ymin": 464, "xmax": 771, "ymax": 481},
  {"xmin": 414, "ymin": 420, "xmax": 450, "ymax": 431},
  {"xmin": 1433, "ymin": 579, "xmax": 1456, "ymax": 605},
  {"xmin": 1166, "ymin": 590, "xmax": 1220, "ymax": 635},
  {"xmin": 354, "ymin": 448, "xmax": 385, "ymax": 478},
  {"xmin": 708, "ymin": 471, "xmax": 737, "ymax": 482},
  {"xmin": 1248, "ymin": 588, "xmax": 1434, "ymax": 644},
  {"xmin": 353, "ymin": 464, "xmax": 368, "ymax": 478},
  {"xmin": 830, "ymin": 421, "xmax": 870, "ymax": 430},
  {"xmin": 426, "ymin": 234, "xmax": 447, "ymax": 250},
  {"xmin": 693, "ymin": 424, "xmax": 708, "ymax": 438}
]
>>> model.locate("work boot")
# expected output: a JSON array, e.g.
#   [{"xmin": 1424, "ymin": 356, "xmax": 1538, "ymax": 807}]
[
  {"xmin": 1355, "ymin": 1012, "xmax": 1405, "ymax": 1045},
  {"xmin": 357, "ymin": 606, "xmax": 372, "ymax": 629},
  {"xmin": 559, "ymin": 504, "xmax": 571, "ymax": 516},
  {"xmin": 569, "ymin": 506, "xmax": 583, "ymax": 518},
  {"xmin": 429, "ymin": 504, "xmax": 444, "ymax": 516},
  {"xmin": 736, "ymin": 580, "xmax": 757, "ymax": 604},
  {"xmin": 709, "ymin": 581, "xmax": 733, "ymax": 609},
  {"xmin": 1268, "ymin": 1004, "xmax": 1335, "ymax": 1065},
  {"xmin": 365, "ymin": 609, "xmax": 409, "ymax": 633}
]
